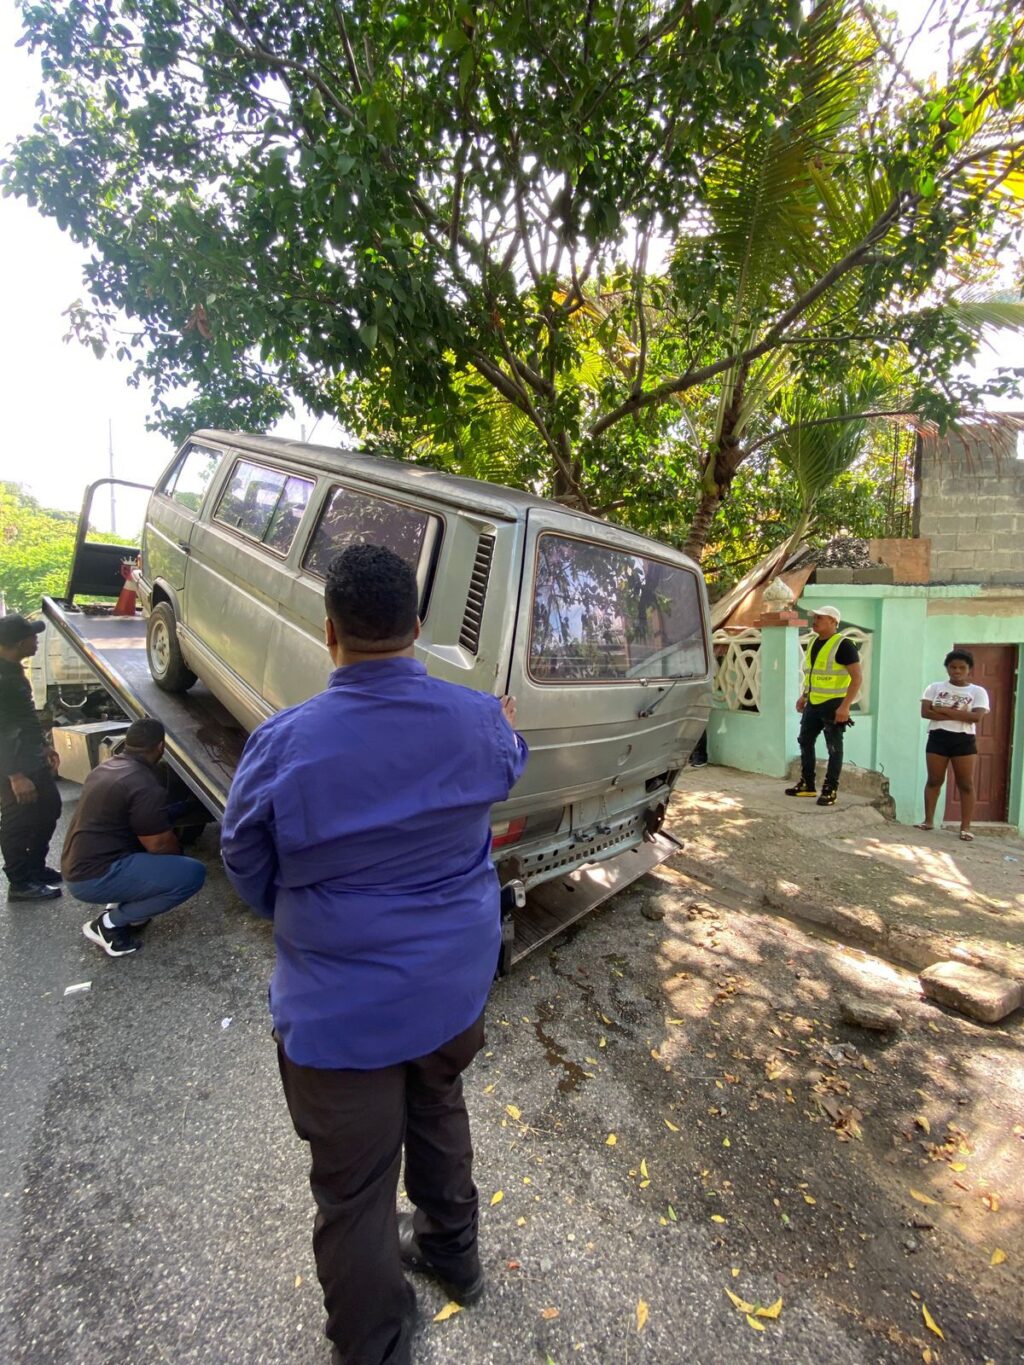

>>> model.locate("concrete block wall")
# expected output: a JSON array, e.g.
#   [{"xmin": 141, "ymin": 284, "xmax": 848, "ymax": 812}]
[{"xmin": 917, "ymin": 423, "xmax": 1024, "ymax": 583}]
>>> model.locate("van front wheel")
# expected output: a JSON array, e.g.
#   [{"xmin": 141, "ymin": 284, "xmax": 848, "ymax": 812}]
[{"xmin": 147, "ymin": 602, "xmax": 197, "ymax": 693}]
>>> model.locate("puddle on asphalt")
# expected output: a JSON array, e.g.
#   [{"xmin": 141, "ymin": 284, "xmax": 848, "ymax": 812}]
[{"xmin": 533, "ymin": 1015, "xmax": 591, "ymax": 1094}]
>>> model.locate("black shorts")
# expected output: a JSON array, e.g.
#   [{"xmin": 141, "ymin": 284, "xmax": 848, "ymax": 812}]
[{"xmin": 926, "ymin": 730, "xmax": 977, "ymax": 758}]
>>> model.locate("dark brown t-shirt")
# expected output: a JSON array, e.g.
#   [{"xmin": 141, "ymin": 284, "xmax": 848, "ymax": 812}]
[{"xmin": 61, "ymin": 754, "xmax": 171, "ymax": 882}]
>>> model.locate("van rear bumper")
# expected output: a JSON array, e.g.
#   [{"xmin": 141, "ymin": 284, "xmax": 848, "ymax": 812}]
[{"xmin": 501, "ymin": 805, "xmax": 662, "ymax": 891}]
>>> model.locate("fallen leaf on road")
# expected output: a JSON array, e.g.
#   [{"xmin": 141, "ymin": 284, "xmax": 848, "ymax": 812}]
[
  {"xmin": 540, "ymin": 1306, "xmax": 560, "ymax": 1320},
  {"xmin": 950, "ymin": 1162, "xmax": 966, "ymax": 1172},
  {"xmin": 606, "ymin": 1134, "xmax": 617, "ymax": 1146},
  {"xmin": 732, "ymin": 1268, "xmax": 740, "ymax": 1277},
  {"xmin": 667, "ymin": 1018, "xmax": 685, "ymax": 1025},
  {"xmin": 668, "ymin": 1204, "xmax": 678, "ymax": 1222},
  {"xmin": 922, "ymin": 1304, "xmax": 944, "ymax": 1340},
  {"xmin": 636, "ymin": 1299, "xmax": 649, "ymax": 1333},
  {"xmin": 665, "ymin": 1118, "xmax": 679, "ymax": 1131},
  {"xmin": 711, "ymin": 1215, "xmax": 727, "ymax": 1224},
  {"xmin": 982, "ymin": 1193, "xmax": 1000, "ymax": 1212},
  {"xmin": 803, "ymin": 1194, "xmax": 817, "ymax": 1205},
  {"xmin": 910, "ymin": 1189, "xmax": 940, "ymax": 1206},
  {"xmin": 745, "ymin": 1315, "xmax": 765, "ymax": 1332},
  {"xmin": 490, "ymin": 1191, "xmax": 504, "ymax": 1206},
  {"xmin": 294, "ymin": 1275, "xmax": 302, "ymax": 1288},
  {"xmin": 507, "ymin": 1259, "xmax": 521, "ymax": 1270},
  {"xmin": 990, "ymin": 1248, "xmax": 1006, "ymax": 1266},
  {"xmin": 483, "ymin": 1084, "xmax": 495, "ymax": 1094},
  {"xmin": 517, "ymin": 1217, "xmax": 527, "ymax": 1226},
  {"xmin": 915, "ymin": 1115, "xmax": 931, "ymax": 1135},
  {"xmin": 506, "ymin": 1104, "xmax": 521, "ymax": 1121},
  {"xmin": 434, "ymin": 1302, "xmax": 462, "ymax": 1322},
  {"xmin": 640, "ymin": 1159, "xmax": 649, "ymax": 1178},
  {"xmin": 756, "ymin": 1298, "xmax": 783, "ymax": 1320},
  {"xmin": 723, "ymin": 1137, "xmax": 731, "ymax": 1147},
  {"xmin": 599, "ymin": 1037, "xmax": 607, "ymax": 1048},
  {"xmin": 725, "ymin": 1289, "xmax": 756, "ymax": 1314}
]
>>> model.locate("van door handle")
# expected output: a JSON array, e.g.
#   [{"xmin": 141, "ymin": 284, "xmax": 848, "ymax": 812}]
[{"xmin": 177, "ymin": 541, "xmax": 191, "ymax": 553}]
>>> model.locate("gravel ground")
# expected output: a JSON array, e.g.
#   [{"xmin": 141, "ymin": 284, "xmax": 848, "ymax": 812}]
[{"xmin": 1, "ymin": 787, "xmax": 1022, "ymax": 1364}]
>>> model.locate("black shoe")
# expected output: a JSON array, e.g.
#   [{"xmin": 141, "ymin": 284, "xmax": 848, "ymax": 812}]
[
  {"xmin": 817, "ymin": 788, "xmax": 837, "ymax": 807},
  {"xmin": 82, "ymin": 917, "xmax": 140, "ymax": 957},
  {"xmin": 41, "ymin": 866, "xmax": 63, "ymax": 884},
  {"xmin": 784, "ymin": 781, "xmax": 817, "ymax": 798},
  {"xmin": 397, "ymin": 1212, "xmax": 484, "ymax": 1305},
  {"xmin": 7, "ymin": 881, "xmax": 61, "ymax": 901}
]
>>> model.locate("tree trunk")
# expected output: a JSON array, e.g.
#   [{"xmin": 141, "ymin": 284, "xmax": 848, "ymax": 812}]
[{"xmin": 683, "ymin": 487, "xmax": 722, "ymax": 561}]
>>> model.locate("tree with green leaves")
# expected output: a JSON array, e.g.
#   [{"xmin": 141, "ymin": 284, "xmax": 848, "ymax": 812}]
[
  {"xmin": 0, "ymin": 483, "xmax": 79, "ymax": 613},
  {"xmin": 5, "ymin": 0, "xmax": 1024, "ymax": 560}
]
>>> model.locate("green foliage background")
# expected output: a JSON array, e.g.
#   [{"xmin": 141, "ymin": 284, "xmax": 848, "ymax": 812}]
[{"xmin": 0, "ymin": 483, "xmax": 78, "ymax": 613}]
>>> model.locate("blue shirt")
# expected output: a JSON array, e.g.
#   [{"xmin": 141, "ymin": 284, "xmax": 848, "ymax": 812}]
[{"xmin": 221, "ymin": 657, "xmax": 528, "ymax": 1069}]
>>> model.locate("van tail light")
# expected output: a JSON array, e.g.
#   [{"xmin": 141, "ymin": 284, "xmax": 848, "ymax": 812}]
[{"xmin": 491, "ymin": 817, "xmax": 528, "ymax": 850}]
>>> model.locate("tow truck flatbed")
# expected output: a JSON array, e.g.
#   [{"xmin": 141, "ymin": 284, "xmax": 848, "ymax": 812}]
[
  {"xmin": 42, "ymin": 596, "xmax": 679, "ymax": 964},
  {"xmin": 42, "ymin": 598, "xmax": 245, "ymax": 817}
]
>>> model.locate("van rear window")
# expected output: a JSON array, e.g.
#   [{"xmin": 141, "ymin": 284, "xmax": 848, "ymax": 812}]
[{"xmin": 529, "ymin": 534, "xmax": 706, "ymax": 683}]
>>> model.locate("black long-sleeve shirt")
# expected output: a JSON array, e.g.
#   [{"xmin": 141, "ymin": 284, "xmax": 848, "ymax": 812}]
[{"xmin": 0, "ymin": 658, "xmax": 46, "ymax": 779}]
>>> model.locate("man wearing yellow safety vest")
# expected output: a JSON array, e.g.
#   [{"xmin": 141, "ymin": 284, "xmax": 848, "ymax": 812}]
[{"xmin": 785, "ymin": 605, "xmax": 862, "ymax": 807}]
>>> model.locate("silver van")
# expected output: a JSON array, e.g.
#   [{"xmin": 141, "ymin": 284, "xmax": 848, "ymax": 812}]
[{"xmin": 137, "ymin": 430, "xmax": 711, "ymax": 892}]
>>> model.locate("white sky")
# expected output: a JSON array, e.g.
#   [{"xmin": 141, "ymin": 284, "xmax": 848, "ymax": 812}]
[{"xmin": 0, "ymin": 0, "xmax": 1020, "ymax": 529}]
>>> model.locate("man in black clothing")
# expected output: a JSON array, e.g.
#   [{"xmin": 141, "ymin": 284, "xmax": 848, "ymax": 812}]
[
  {"xmin": 785, "ymin": 605, "xmax": 862, "ymax": 807},
  {"xmin": 0, "ymin": 615, "xmax": 62, "ymax": 902}
]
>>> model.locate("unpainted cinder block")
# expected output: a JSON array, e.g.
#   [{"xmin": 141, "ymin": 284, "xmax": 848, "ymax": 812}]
[{"xmin": 919, "ymin": 961, "xmax": 1023, "ymax": 1024}]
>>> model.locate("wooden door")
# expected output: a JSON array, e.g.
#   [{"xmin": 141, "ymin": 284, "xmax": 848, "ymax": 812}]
[{"xmin": 945, "ymin": 644, "xmax": 1017, "ymax": 823}]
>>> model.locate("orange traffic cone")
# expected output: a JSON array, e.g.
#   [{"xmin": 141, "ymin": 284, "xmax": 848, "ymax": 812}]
[{"xmin": 113, "ymin": 557, "xmax": 140, "ymax": 616}]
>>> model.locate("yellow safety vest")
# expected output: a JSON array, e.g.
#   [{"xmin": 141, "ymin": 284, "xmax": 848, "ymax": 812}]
[{"xmin": 804, "ymin": 633, "xmax": 849, "ymax": 705}]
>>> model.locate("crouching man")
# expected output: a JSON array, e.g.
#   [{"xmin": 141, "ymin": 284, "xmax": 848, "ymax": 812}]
[
  {"xmin": 221, "ymin": 544, "xmax": 527, "ymax": 1365},
  {"xmin": 62, "ymin": 717, "xmax": 205, "ymax": 957}
]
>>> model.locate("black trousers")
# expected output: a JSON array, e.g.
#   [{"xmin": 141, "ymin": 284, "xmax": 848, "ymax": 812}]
[
  {"xmin": 276, "ymin": 1013, "xmax": 485, "ymax": 1365},
  {"xmin": 1, "ymin": 768, "xmax": 61, "ymax": 887},
  {"xmin": 799, "ymin": 700, "xmax": 845, "ymax": 791}
]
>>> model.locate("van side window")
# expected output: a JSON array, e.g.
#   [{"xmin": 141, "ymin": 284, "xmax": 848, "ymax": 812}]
[
  {"xmin": 529, "ymin": 534, "xmax": 707, "ymax": 682},
  {"xmin": 160, "ymin": 444, "xmax": 222, "ymax": 513},
  {"xmin": 304, "ymin": 486, "xmax": 434, "ymax": 579},
  {"xmin": 215, "ymin": 461, "xmax": 313, "ymax": 554}
]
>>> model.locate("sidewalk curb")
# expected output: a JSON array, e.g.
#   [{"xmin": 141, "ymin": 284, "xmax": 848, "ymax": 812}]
[{"xmin": 668, "ymin": 848, "xmax": 1024, "ymax": 993}]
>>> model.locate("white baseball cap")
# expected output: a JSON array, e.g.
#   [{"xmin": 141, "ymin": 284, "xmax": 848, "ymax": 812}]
[{"xmin": 808, "ymin": 604, "xmax": 841, "ymax": 622}]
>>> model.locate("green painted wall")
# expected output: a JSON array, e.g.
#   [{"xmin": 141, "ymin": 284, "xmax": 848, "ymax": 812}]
[{"xmin": 711, "ymin": 584, "xmax": 1024, "ymax": 834}]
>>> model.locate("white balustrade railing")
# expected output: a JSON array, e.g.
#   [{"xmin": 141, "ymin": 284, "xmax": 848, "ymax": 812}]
[{"xmin": 712, "ymin": 628, "xmax": 762, "ymax": 712}]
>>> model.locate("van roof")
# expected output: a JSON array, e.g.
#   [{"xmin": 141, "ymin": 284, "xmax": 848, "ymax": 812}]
[{"xmin": 195, "ymin": 429, "xmax": 700, "ymax": 567}]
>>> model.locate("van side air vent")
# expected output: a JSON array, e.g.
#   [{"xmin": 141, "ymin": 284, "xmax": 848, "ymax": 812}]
[{"xmin": 459, "ymin": 534, "xmax": 495, "ymax": 654}]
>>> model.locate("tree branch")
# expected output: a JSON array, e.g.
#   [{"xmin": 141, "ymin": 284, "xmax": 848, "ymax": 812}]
[{"xmin": 589, "ymin": 191, "xmax": 911, "ymax": 438}]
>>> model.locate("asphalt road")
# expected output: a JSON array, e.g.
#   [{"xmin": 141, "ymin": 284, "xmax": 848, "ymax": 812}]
[{"xmin": 1, "ymin": 785, "xmax": 1016, "ymax": 1363}]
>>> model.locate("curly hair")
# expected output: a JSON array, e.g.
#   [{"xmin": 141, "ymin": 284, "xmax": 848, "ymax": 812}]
[{"xmin": 324, "ymin": 544, "xmax": 418, "ymax": 651}]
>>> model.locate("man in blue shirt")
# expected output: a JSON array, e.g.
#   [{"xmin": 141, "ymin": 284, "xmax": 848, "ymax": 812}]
[{"xmin": 222, "ymin": 544, "xmax": 527, "ymax": 1365}]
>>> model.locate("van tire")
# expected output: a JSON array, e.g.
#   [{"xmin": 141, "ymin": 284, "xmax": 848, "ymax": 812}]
[{"xmin": 147, "ymin": 603, "xmax": 197, "ymax": 693}]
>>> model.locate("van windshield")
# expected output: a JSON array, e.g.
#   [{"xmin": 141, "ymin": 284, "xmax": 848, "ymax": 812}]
[{"xmin": 529, "ymin": 534, "xmax": 706, "ymax": 683}]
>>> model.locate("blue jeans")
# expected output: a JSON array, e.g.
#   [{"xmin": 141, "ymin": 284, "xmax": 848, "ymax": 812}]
[{"xmin": 67, "ymin": 853, "xmax": 205, "ymax": 928}]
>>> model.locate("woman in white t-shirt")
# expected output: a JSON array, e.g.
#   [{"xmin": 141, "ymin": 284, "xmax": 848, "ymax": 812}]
[{"xmin": 917, "ymin": 649, "xmax": 990, "ymax": 840}]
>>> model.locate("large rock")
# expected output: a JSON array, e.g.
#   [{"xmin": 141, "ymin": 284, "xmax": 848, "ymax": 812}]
[
  {"xmin": 919, "ymin": 961, "xmax": 1023, "ymax": 1024},
  {"xmin": 839, "ymin": 995, "xmax": 902, "ymax": 1031}
]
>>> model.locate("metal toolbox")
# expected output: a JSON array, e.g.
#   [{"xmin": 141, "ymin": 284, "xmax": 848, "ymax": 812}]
[{"xmin": 51, "ymin": 721, "xmax": 132, "ymax": 785}]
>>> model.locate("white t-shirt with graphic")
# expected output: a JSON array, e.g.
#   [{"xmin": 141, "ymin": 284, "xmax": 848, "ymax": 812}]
[{"xmin": 922, "ymin": 682, "xmax": 989, "ymax": 734}]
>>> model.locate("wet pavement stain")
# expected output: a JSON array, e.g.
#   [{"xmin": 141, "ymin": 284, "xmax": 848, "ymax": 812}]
[{"xmin": 532, "ymin": 1009, "xmax": 591, "ymax": 1094}]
